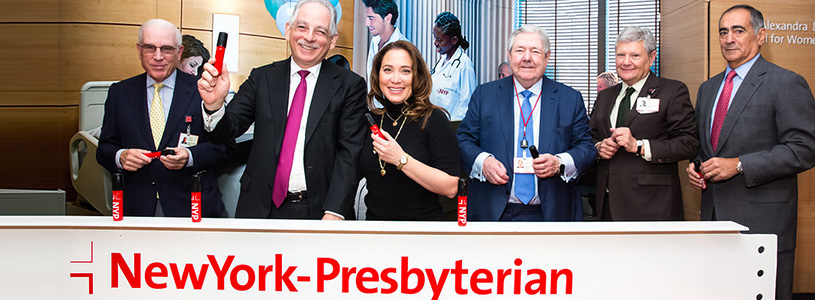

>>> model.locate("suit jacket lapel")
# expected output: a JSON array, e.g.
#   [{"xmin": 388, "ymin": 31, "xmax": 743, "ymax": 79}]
[
  {"xmin": 700, "ymin": 71, "xmax": 725, "ymax": 154},
  {"xmin": 131, "ymin": 74, "xmax": 154, "ymax": 150},
  {"xmin": 538, "ymin": 77, "xmax": 557, "ymax": 152},
  {"xmin": 598, "ymin": 84, "xmax": 622, "ymax": 136},
  {"xmin": 271, "ymin": 59, "xmax": 292, "ymax": 157},
  {"xmin": 305, "ymin": 61, "xmax": 337, "ymax": 146},
  {"xmin": 715, "ymin": 56, "xmax": 767, "ymax": 154},
  {"xmin": 622, "ymin": 72, "xmax": 659, "ymax": 127},
  {"xmin": 160, "ymin": 71, "xmax": 193, "ymax": 150},
  {"xmin": 498, "ymin": 77, "xmax": 514, "ymax": 163}
]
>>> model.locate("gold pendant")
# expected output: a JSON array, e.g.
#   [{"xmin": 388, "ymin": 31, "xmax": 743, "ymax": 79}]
[
  {"xmin": 393, "ymin": 120, "xmax": 398, "ymax": 126},
  {"xmin": 380, "ymin": 169, "xmax": 386, "ymax": 176}
]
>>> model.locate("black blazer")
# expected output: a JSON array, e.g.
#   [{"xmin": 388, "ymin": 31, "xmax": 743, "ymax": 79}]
[
  {"xmin": 97, "ymin": 70, "xmax": 232, "ymax": 217},
  {"xmin": 590, "ymin": 73, "xmax": 698, "ymax": 220},
  {"xmin": 208, "ymin": 58, "xmax": 367, "ymax": 219}
]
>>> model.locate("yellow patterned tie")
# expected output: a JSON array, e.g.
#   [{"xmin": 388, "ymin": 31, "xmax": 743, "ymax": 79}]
[{"xmin": 150, "ymin": 83, "xmax": 165, "ymax": 148}]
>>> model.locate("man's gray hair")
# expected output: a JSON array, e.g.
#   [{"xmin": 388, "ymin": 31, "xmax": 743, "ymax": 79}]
[
  {"xmin": 507, "ymin": 24, "xmax": 550, "ymax": 53},
  {"xmin": 616, "ymin": 26, "xmax": 656, "ymax": 53},
  {"xmin": 139, "ymin": 19, "xmax": 182, "ymax": 46},
  {"xmin": 290, "ymin": 0, "xmax": 338, "ymax": 37},
  {"xmin": 720, "ymin": 4, "xmax": 765, "ymax": 34}
]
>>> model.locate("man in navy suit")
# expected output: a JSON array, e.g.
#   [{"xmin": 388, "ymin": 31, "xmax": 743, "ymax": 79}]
[
  {"xmin": 97, "ymin": 19, "xmax": 232, "ymax": 217},
  {"xmin": 457, "ymin": 24, "xmax": 596, "ymax": 221}
]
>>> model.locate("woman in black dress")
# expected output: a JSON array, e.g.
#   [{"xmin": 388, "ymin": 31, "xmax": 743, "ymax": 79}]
[{"xmin": 361, "ymin": 40, "xmax": 460, "ymax": 221}]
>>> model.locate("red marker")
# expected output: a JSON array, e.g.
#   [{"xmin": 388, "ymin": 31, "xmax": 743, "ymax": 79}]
[
  {"xmin": 112, "ymin": 173, "xmax": 124, "ymax": 221},
  {"xmin": 364, "ymin": 113, "xmax": 386, "ymax": 140},
  {"xmin": 191, "ymin": 173, "xmax": 201, "ymax": 223},
  {"xmin": 457, "ymin": 178, "xmax": 468, "ymax": 226},
  {"xmin": 145, "ymin": 149, "xmax": 175, "ymax": 159},
  {"xmin": 693, "ymin": 160, "xmax": 707, "ymax": 190},
  {"xmin": 213, "ymin": 32, "xmax": 228, "ymax": 73}
]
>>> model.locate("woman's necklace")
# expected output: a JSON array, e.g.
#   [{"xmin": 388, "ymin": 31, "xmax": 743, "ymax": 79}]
[
  {"xmin": 384, "ymin": 111, "xmax": 400, "ymax": 126},
  {"xmin": 378, "ymin": 112, "xmax": 407, "ymax": 177}
]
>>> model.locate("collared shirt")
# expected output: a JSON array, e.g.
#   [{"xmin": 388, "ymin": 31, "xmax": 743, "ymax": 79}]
[
  {"xmin": 115, "ymin": 70, "xmax": 194, "ymax": 168},
  {"xmin": 709, "ymin": 54, "xmax": 761, "ymax": 135},
  {"xmin": 469, "ymin": 77, "xmax": 578, "ymax": 204},
  {"xmin": 609, "ymin": 73, "xmax": 653, "ymax": 161},
  {"xmin": 429, "ymin": 47, "xmax": 476, "ymax": 121},
  {"xmin": 146, "ymin": 70, "xmax": 177, "ymax": 120},
  {"xmin": 366, "ymin": 27, "xmax": 408, "ymax": 85},
  {"xmin": 284, "ymin": 60, "xmax": 322, "ymax": 193}
]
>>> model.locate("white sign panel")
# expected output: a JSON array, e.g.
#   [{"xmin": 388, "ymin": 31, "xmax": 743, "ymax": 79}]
[{"xmin": 0, "ymin": 217, "xmax": 776, "ymax": 299}]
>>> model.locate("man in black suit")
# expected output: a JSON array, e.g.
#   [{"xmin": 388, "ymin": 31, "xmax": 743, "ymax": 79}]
[
  {"xmin": 687, "ymin": 5, "xmax": 815, "ymax": 300},
  {"xmin": 198, "ymin": 0, "xmax": 367, "ymax": 220},
  {"xmin": 97, "ymin": 19, "xmax": 232, "ymax": 217}
]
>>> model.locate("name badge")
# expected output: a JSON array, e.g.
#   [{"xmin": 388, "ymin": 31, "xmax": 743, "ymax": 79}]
[
  {"xmin": 636, "ymin": 97, "xmax": 660, "ymax": 114},
  {"xmin": 513, "ymin": 157, "xmax": 535, "ymax": 174},
  {"xmin": 178, "ymin": 133, "xmax": 199, "ymax": 147}
]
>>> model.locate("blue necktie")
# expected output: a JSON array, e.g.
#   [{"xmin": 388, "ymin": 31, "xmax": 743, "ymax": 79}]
[{"xmin": 515, "ymin": 90, "xmax": 535, "ymax": 204}]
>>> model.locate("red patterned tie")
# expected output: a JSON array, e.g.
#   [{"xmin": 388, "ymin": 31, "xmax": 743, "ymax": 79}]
[
  {"xmin": 272, "ymin": 70, "xmax": 310, "ymax": 208},
  {"xmin": 710, "ymin": 70, "xmax": 737, "ymax": 151}
]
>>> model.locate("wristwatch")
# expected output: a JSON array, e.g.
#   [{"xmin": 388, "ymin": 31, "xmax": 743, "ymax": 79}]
[
  {"xmin": 736, "ymin": 161, "xmax": 744, "ymax": 174},
  {"xmin": 397, "ymin": 154, "xmax": 409, "ymax": 170},
  {"xmin": 635, "ymin": 140, "xmax": 644, "ymax": 157}
]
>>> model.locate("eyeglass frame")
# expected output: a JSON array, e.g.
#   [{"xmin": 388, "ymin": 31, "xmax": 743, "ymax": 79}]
[{"xmin": 139, "ymin": 44, "xmax": 178, "ymax": 56}]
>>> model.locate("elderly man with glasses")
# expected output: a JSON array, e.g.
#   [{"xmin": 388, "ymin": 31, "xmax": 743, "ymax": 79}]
[{"xmin": 97, "ymin": 19, "xmax": 232, "ymax": 217}]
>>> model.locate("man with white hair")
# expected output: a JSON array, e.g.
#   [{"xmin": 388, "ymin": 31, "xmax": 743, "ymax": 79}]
[
  {"xmin": 97, "ymin": 19, "xmax": 232, "ymax": 217},
  {"xmin": 589, "ymin": 25, "xmax": 698, "ymax": 221},
  {"xmin": 457, "ymin": 24, "xmax": 596, "ymax": 221},
  {"xmin": 198, "ymin": 0, "xmax": 367, "ymax": 220}
]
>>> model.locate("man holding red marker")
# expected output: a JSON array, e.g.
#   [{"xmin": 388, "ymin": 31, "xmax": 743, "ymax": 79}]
[
  {"xmin": 198, "ymin": 0, "xmax": 367, "ymax": 220},
  {"xmin": 97, "ymin": 19, "xmax": 232, "ymax": 217}
]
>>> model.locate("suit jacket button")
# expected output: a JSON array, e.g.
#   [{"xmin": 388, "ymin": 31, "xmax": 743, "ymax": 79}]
[
  {"xmin": 505, "ymin": 191, "xmax": 510, "ymax": 195},
  {"xmin": 151, "ymin": 182, "xmax": 156, "ymax": 186}
]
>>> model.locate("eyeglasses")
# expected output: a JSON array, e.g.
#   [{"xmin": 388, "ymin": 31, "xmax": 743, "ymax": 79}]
[{"xmin": 140, "ymin": 44, "xmax": 177, "ymax": 55}]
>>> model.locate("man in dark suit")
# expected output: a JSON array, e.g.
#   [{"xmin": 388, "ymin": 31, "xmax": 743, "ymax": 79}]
[
  {"xmin": 197, "ymin": 0, "xmax": 366, "ymax": 220},
  {"xmin": 687, "ymin": 5, "xmax": 815, "ymax": 300},
  {"xmin": 457, "ymin": 24, "xmax": 596, "ymax": 221},
  {"xmin": 590, "ymin": 26, "xmax": 698, "ymax": 221},
  {"xmin": 97, "ymin": 19, "xmax": 232, "ymax": 217}
]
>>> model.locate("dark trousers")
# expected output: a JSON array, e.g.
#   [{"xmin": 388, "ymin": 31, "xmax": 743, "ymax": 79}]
[
  {"xmin": 776, "ymin": 249, "xmax": 795, "ymax": 300},
  {"xmin": 266, "ymin": 196, "xmax": 314, "ymax": 219},
  {"xmin": 499, "ymin": 203, "xmax": 545, "ymax": 221}
]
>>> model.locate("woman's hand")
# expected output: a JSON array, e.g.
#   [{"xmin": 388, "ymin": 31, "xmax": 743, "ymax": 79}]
[{"xmin": 372, "ymin": 130, "xmax": 405, "ymax": 165}]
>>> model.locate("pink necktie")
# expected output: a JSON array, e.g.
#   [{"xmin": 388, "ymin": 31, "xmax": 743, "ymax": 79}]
[
  {"xmin": 272, "ymin": 70, "xmax": 310, "ymax": 208},
  {"xmin": 710, "ymin": 70, "xmax": 737, "ymax": 151}
]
